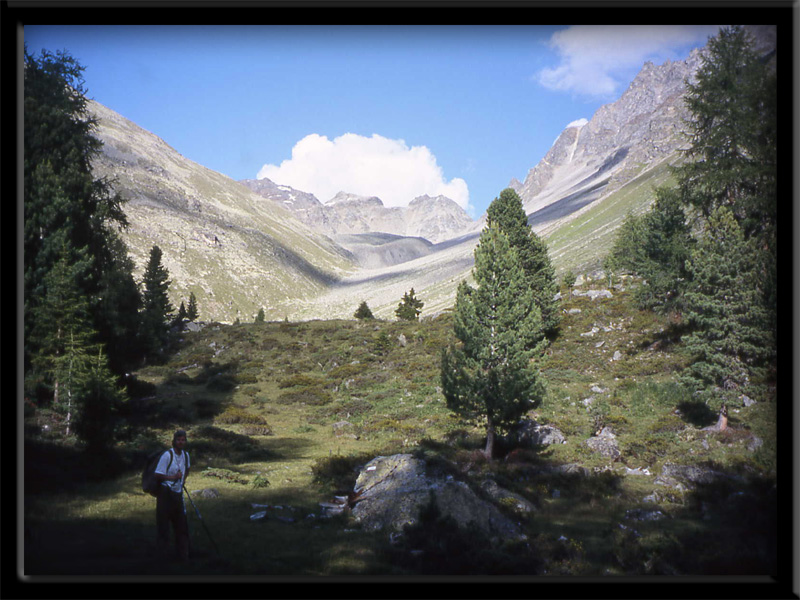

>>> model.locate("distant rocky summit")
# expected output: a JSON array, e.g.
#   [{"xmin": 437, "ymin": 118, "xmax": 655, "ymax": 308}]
[
  {"xmin": 240, "ymin": 180, "xmax": 473, "ymax": 244},
  {"xmin": 510, "ymin": 25, "xmax": 776, "ymax": 238}
]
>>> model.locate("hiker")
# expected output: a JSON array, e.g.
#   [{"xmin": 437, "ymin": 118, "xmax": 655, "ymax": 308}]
[{"xmin": 155, "ymin": 429, "xmax": 191, "ymax": 561}]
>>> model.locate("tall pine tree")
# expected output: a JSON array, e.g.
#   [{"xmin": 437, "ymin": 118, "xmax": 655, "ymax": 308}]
[
  {"xmin": 441, "ymin": 223, "xmax": 546, "ymax": 459},
  {"xmin": 24, "ymin": 46, "xmax": 141, "ymax": 376},
  {"xmin": 486, "ymin": 188, "xmax": 559, "ymax": 337},
  {"xmin": 604, "ymin": 187, "xmax": 694, "ymax": 313},
  {"xmin": 678, "ymin": 25, "xmax": 777, "ymax": 236},
  {"xmin": 27, "ymin": 247, "xmax": 125, "ymax": 443},
  {"xmin": 140, "ymin": 245, "xmax": 174, "ymax": 362},
  {"xmin": 680, "ymin": 207, "xmax": 774, "ymax": 409}
]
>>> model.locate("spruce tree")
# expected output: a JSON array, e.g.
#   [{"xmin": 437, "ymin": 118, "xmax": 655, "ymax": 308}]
[
  {"xmin": 24, "ymin": 46, "xmax": 140, "ymax": 375},
  {"xmin": 680, "ymin": 207, "xmax": 774, "ymax": 408},
  {"xmin": 678, "ymin": 25, "xmax": 776, "ymax": 236},
  {"xmin": 255, "ymin": 308, "xmax": 266, "ymax": 323},
  {"xmin": 486, "ymin": 188, "xmax": 559, "ymax": 337},
  {"xmin": 71, "ymin": 350, "xmax": 127, "ymax": 452},
  {"xmin": 396, "ymin": 289, "xmax": 424, "ymax": 321},
  {"xmin": 354, "ymin": 300, "xmax": 375, "ymax": 320},
  {"xmin": 28, "ymin": 248, "xmax": 98, "ymax": 425},
  {"xmin": 441, "ymin": 223, "xmax": 546, "ymax": 459},
  {"xmin": 605, "ymin": 188, "xmax": 694, "ymax": 313},
  {"xmin": 140, "ymin": 245, "xmax": 174, "ymax": 361},
  {"xmin": 27, "ymin": 247, "xmax": 125, "ymax": 443},
  {"xmin": 186, "ymin": 292, "xmax": 199, "ymax": 322}
]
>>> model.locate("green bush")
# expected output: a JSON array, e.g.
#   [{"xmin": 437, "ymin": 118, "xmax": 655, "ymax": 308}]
[
  {"xmin": 214, "ymin": 407, "xmax": 268, "ymax": 425},
  {"xmin": 277, "ymin": 387, "xmax": 332, "ymax": 406}
]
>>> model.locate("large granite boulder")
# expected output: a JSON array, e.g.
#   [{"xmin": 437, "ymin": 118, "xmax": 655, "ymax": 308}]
[
  {"xmin": 513, "ymin": 419, "xmax": 567, "ymax": 447},
  {"xmin": 350, "ymin": 454, "xmax": 524, "ymax": 542}
]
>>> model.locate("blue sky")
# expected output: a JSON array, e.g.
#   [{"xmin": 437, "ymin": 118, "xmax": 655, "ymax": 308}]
[{"xmin": 24, "ymin": 25, "xmax": 721, "ymax": 218}]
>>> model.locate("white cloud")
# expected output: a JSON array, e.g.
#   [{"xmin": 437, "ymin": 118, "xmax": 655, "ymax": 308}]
[
  {"xmin": 537, "ymin": 25, "xmax": 722, "ymax": 99},
  {"xmin": 257, "ymin": 133, "xmax": 471, "ymax": 212}
]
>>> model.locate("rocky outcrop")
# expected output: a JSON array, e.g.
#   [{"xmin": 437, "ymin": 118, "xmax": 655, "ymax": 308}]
[
  {"xmin": 584, "ymin": 427, "xmax": 621, "ymax": 459},
  {"xmin": 350, "ymin": 454, "xmax": 524, "ymax": 542},
  {"xmin": 513, "ymin": 419, "xmax": 567, "ymax": 447}
]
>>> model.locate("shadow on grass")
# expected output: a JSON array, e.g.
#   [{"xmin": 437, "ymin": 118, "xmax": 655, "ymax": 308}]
[{"xmin": 676, "ymin": 400, "xmax": 717, "ymax": 428}]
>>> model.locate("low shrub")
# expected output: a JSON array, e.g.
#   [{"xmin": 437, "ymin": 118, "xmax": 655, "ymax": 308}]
[
  {"xmin": 241, "ymin": 424, "xmax": 273, "ymax": 436},
  {"xmin": 276, "ymin": 387, "xmax": 332, "ymax": 406},
  {"xmin": 278, "ymin": 373, "xmax": 324, "ymax": 389},
  {"xmin": 311, "ymin": 453, "xmax": 372, "ymax": 492},
  {"xmin": 215, "ymin": 407, "xmax": 268, "ymax": 425}
]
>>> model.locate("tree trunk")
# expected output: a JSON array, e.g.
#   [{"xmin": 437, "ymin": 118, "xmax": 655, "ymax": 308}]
[
  {"xmin": 717, "ymin": 404, "xmax": 728, "ymax": 432},
  {"xmin": 484, "ymin": 422, "xmax": 496, "ymax": 460}
]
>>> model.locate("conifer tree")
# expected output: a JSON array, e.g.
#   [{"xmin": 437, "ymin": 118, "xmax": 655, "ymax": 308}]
[
  {"xmin": 24, "ymin": 46, "xmax": 140, "ymax": 375},
  {"xmin": 678, "ymin": 25, "xmax": 776, "ymax": 237},
  {"xmin": 441, "ymin": 223, "xmax": 546, "ymax": 459},
  {"xmin": 71, "ymin": 349, "xmax": 127, "ymax": 451},
  {"xmin": 28, "ymin": 248, "xmax": 98, "ymax": 425},
  {"xmin": 604, "ymin": 188, "xmax": 694, "ymax": 312},
  {"xmin": 186, "ymin": 292, "xmax": 199, "ymax": 322},
  {"xmin": 396, "ymin": 289, "xmax": 424, "ymax": 321},
  {"xmin": 27, "ymin": 247, "xmax": 125, "ymax": 443},
  {"xmin": 140, "ymin": 245, "xmax": 174, "ymax": 361},
  {"xmin": 486, "ymin": 188, "xmax": 559, "ymax": 337},
  {"xmin": 354, "ymin": 300, "xmax": 375, "ymax": 320},
  {"xmin": 680, "ymin": 207, "xmax": 774, "ymax": 408},
  {"xmin": 255, "ymin": 308, "xmax": 266, "ymax": 323}
]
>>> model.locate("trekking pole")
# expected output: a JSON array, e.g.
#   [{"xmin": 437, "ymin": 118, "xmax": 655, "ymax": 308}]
[{"xmin": 182, "ymin": 484, "xmax": 220, "ymax": 555}]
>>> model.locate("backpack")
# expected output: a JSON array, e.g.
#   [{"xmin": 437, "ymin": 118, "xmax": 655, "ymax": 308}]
[{"xmin": 142, "ymin": 448, "xmax": 174, "ymax": 497}]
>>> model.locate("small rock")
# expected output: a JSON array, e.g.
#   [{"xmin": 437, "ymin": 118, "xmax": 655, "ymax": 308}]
[{"xmin": 747, "ymin": 435, "xmax": 764, "ymax": 452}]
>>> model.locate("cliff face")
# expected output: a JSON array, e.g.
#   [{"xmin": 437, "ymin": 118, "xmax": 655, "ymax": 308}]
[
  {"xmin": 513, "ymin": 25, "xmax": 776, "ymax": 238},
  {"xmin": 512, "ymin": 47, "xmax": 704, "ymax": 231}
]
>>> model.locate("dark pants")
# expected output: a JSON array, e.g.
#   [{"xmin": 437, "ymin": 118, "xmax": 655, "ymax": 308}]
[{"xmin": 156, "ymin": 485, "xmax": 189, "ymax": 560}]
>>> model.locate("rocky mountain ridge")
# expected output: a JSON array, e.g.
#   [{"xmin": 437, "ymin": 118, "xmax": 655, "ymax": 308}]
[
  {"xmin": 88, "ymin": 26, "xmax": 775, "ymax": 323},
  {"xmin": 240, "ymin": 180, "xmax": 474, "ymax": 244}
]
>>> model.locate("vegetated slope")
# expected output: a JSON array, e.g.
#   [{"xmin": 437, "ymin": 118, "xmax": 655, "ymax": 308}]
[
  {"xmin": 89, "ymin": 99, "xmax": 357, "ymax": 324},
  {"xmin": 24, "ymin": 279, "xmax": 776, "ymax": 576}
]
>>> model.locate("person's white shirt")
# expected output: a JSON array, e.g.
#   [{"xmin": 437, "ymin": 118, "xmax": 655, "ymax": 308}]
[{"xmin": 155, "ymin": 448, "xmax": 190, "ymax": 493}]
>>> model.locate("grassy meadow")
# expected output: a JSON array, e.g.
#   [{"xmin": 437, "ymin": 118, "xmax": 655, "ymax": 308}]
[{"xmin": 23, "ymin": 278, "xmax": 778, "ymax": 579}]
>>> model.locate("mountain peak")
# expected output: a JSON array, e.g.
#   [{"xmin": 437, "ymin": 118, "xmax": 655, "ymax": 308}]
[{"xmin": 325, "ymin": 191, "xmax": 385, "ymax": 207}]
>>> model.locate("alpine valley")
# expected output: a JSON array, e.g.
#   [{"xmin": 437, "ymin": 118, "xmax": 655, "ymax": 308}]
[{"xmin": 88, "ymin": 25, "xmax": 776, "ymax": 324}]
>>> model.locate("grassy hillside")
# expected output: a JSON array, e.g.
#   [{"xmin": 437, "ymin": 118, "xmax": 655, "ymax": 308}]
[
  {"xmin": 544, "ymin": 157, "xmax": 677, "ymax": 277},
  {"xmin": 23, "ymin": 279, "xmax": 777, "ymax": 578}
]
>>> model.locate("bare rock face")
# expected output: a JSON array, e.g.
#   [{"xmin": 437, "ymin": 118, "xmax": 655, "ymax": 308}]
[
  {"xmin": 513, "ymin": 49, "xmax": 702, "ymax": 229},
  {"xmin": 350, "ymin": 454, "xmax": 524, "ymax": 542}
]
